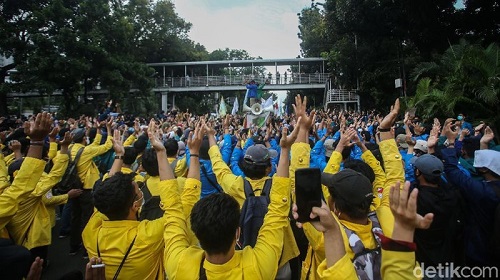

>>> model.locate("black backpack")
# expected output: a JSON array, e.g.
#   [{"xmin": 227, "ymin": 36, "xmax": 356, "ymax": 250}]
[
  {"xmin": 56, "ymin": 147, "xmax": 84, "ymax": 194},
  {"xmin": 238, "ymin": 178, "xmax": 272, "ymax": 248},
  {"xmin": 139, "ymin": 181, "xmax": 164, "ymax": 221}
]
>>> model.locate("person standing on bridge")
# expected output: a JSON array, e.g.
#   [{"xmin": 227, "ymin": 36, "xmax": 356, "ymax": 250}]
[{"xmin": 246, "ymin": 80, "xmax": 258, "ymax": 106}]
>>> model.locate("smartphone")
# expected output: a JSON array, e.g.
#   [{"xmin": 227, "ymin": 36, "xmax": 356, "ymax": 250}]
[{"xmin": 295, "ymin": 168, "xmax": 323, "ymax": 223}]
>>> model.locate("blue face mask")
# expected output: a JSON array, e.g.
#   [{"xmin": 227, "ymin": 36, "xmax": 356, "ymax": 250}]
[{"xmin": 457, "ymin": 116, "xmax": 463, "ymax": 121}]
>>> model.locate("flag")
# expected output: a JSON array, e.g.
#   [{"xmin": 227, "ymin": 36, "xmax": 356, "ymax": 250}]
[
  {"xmin": 263, "ymin": 96, "xmax": 273, "ymax": 109},
  {"xmin": 219, "ymin": 96, "xmax": 227, "ymax": 117},
  {"xmin": 231, "ymin": 97, "xmax": 239, "ymax": 115}
]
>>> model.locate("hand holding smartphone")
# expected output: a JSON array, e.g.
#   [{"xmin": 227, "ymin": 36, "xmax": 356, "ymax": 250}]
[{"xmin": 295, "ymin": 168, "xmax": 323, "ymax": 223}]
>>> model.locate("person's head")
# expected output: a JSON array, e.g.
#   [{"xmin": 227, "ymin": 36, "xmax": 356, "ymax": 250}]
[
  {"xmin": 343, "ymin": 159, "xmax": 375, "ymax": 184},
  {"xmin": 411, "ymin": 154, "xmax": 444, "ymax": 186},
  {"xmin": 413, "ymin": 122, "xmax": 428, "ymax": 135},
  {"xmin": 457, "ymin": 114, "xmax": 465, "ymax": 122},
  {"xmin": 473, "ymin": 150, "xmax": 500, "ymax": 180},
  {"xmin": 333, "ymin": 139, "xmax": 352, "ymax": 161},
  {"xmin": 240, "ymin": 144, "xmax": 276, "ymax": 179},
  {"xmin": 324, "ymin": 139, "xmax": 335, "ymax": 158},
  {"xmin": 164, "ymin": 138, "xmax": 178, "ymax": 157},
  {"xmin": 141, "ymin": 148, "xmax": 159, "ymax": 176},
  {"xmin": 199, "ymin": 137, "xmax": 210, "ymax": 160},
  {"xmin": 396, "ymin": 134, "xmax": 409, "ymax": 150},
  {"xmin": 414, "ymin": 140, "xmax": 428, "ymax": 156},
  {"xmin": 322, "ymin": 169, "xmax": 374, "ymax": 221},
  {"xmin": 133, "ymin": 134, "xmax": 148, "ymax": 154},
  {"xmin": 92, "ymin": 172, "xmax": 143, "ymax": 220},
  {"xmin": 190, "ymin": 193, "xmax": 241, "ymax": 255},
  {"xmin": 71, "ymin": 128, "xmax": 86, "ymax": 144},
  {"xmin": 123, "ymin": 147, "xmax": 138, "ymax": 166},
  {"xmin": 461, "ymin": 137, "xmax": 480, "ymax": 159}
]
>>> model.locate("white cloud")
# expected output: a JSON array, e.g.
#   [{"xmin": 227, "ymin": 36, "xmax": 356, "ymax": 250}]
[{"xmin": 173, "ymin": 0, "xmax": 311, "ymax": 59}]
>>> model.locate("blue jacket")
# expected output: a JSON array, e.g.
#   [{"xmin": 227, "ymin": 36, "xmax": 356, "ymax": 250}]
[
  {"xmin": 442, "ymin": 148, "xmax": 500, "ymax": 266},
  {"xmin": 246, "ymin": 84, "xmax": 258, "ymax": 98},
  {"xmin": 185, "ymin": 147, "xmax": 222, "ymax": 198}
]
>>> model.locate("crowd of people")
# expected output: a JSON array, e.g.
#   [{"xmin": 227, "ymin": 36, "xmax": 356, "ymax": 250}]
[{"xmin": 0, "ymin": 95, "xmax": 499, "ymax": 280}]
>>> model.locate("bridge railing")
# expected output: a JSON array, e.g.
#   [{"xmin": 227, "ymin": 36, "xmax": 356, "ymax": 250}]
[
  {"xmin": 325, "ymin": 89, "xmax": 359, "ymax": 102},
  {"xmin": 154, "ymin": 73, "xmax": 329, "ymax": 88}
]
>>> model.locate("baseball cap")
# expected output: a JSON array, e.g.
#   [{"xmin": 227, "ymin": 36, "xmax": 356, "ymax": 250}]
[
  {"xmin": 321, "ymin": 169, "xmax": 374, "ymax": 207},
  {"xmin": 473, "ymin": 150, "xmax": 500, "ymax": 176},
  {"xmin": 412, "ymin": 154, "xmax": 443, "ymax": 177},
  {"xmin": 414, "ymin": 140, "xmax": 428, "ymax": 153},
  {"xmin": 396, "ymin": 134, "xmax": 408, "ymax": 149},
  {"xmin": 244, "ymin": 144, "xmax": 277, "ymax": 166},
  {"xmin": 71, "ymin": 128, "xmax": 86, "ymax": 143},
  {"xmin": 324, "ymin": 139, "xmax": 335, "ymax": 157}
]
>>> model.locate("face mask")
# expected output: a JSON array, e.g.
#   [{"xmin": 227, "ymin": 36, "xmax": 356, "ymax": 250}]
[{"xmin": 457, "ymin": 116, "xmax": 463, "ymax": 121}]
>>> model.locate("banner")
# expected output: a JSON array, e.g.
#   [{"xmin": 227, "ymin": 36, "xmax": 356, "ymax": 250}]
[{"xmin": 246, "ymin": 111, "xmax": 271, "ymax": 128}]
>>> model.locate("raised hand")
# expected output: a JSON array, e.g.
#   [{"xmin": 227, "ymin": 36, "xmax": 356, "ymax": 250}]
[
  {"xmin": 279, "ymin": 117, "xmax": 302, "ymax": 149},
  {"xmin": 480, "ymin": 126, "xmax": 495, "ymax": 144},
  {"xmin": 379, "ymin": 98, "xmax": 400, "ymax": 130},
  {"xmin": 48, "ymin": 126, "xmax": 60, "ymax": 142},
  {"xmin": 8, "ymin": 140, "xmax": 21, "ymax": 152},
  {"xmin": 111, "ymin": 129, "xmax": 124, "ymax": 155},
  {"xmin": 148, "ymin": 119, "xmax": 165, "ymax": 152},
  {"xmin": 390, "ymin": 181, "xmax": 434, "ymax": 242},
  {"xmin": 187, "ymin": 122, "xmax": 204, "ymax": 154},
  {"xmin": 292, "ymin": 95, "xmax": 316, "ymax": 130},
  {"xmin": 59, "ymin": 131, "xmax": 73, "ymax": 147},
  {"xmin": 25, "ymin": 112, "xmax": 52, "ymax": 141}
]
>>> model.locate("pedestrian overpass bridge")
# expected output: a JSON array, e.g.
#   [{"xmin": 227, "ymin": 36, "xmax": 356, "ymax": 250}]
[{"xmin": 7, "ymin": 57, "xmax": 360, "ymax": 111}]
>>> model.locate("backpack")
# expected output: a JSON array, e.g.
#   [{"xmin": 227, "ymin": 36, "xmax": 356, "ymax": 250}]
[
  {"xmin": 139, "ymin": 181, "xmax": 164, "ymax": 221},
  {"xmin": 238, "ymin": 178, "xmax": 273, "ymax": 248},
  {"xmin": 56, "ymin": 147, "xmax": 84, "ymax": 194},
  {"xmin": 343, "ymin": 212, "xmax": 382, "ymax": 280}
]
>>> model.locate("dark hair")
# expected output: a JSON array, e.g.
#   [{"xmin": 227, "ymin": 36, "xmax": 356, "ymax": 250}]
[
  {"xmin": 462, "ymin": 138, "xmax": 480, "ymax": 158},
  {"xmin": 343, "ymin": 160, "xmax": 376, "ymax": 183},
  {"xmin": 333, "ymin": 139, "xmax": 352, "ymax": 160},
  {"xmin": 199, "ymin": 137, "xmax": 210, "ymax": 160},
  {"xmin": 164, "ymin": 138, "xmax": 178, "ymax": 157},
  {"xmin": 239, "ymin": 158, "xmax": 270, "ymax": 179},
  {"xmin": 330, "ymin": 192, "xmax": 371, "ymax": 220},
  {"xmin": 141, "ymin": 148, "xmax": 159, "ymax": 176},
  {"xmin": 88, "ymin": 128, "xmax": 97, "ymax": 144},
  {"xmin": 361, "ymin": 131, "xmax": 371, "ymax": 142},
  {"xmin": 93, "ymin": 172, "xmax": 136, "ymax": 220},
  {"xmin": 190, "ymin": 193, "xmax": 240, "ymax": 255},
  {"xmin": 133, "ymin": 135, "xmax": 149, "ymax": 154},
  {"xmin": 123, "ymin": 147, "xmax": 138, "ymax": 165}
]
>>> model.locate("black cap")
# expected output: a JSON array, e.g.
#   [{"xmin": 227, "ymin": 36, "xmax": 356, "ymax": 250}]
[
  {"xmin": 321, "ymin": 169, "xmax": 374, "ymax": 207},
  {"xmin": 411, "ymin": 154, "xmax": 443, "ymax": 177}
]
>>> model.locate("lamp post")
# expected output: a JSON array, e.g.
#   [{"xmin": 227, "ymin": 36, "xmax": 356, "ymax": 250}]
[{"xmin": 229, "ymin": 63, "xmax": 231, "ymax": 85}]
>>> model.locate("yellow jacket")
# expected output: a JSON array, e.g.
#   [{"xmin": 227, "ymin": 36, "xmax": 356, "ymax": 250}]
[
  {"xmin": 0, "ymin": 156, "xmax": 47, "ymax": 231},
  {"xmin": 70, "ymin": 134, "xmax": 112, "ymax": 189},
  {"xmin": 300, "ymin": 139, "xmax": 400, "ymax": 280},
  {"xmin": 317, "ymin": 250, "xmax": 419, "ymax": 280},
  {"xmin": 43, "ymin": 191, "xmax": 69, "ymax": 227},
  {"xmin": 82, "ymin": 178, "xmax": 199, "ymax": 280},
  {"xmin": 168, "ymin": 156, "xmax": 188, "ymax": 178},
  {"xmin": 7, "ymin": 152, "xmax": 68, "ymax": 249},
  {"xmin": 164, "ymin": 177, "xmax": 291, "ymax": 279},
  {"xmin": 208, "ymin": 145, "xmax": 299, "ymax": 267}
]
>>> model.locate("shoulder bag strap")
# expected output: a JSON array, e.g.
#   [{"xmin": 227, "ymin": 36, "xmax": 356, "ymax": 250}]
[
  {"xmin": 201, "ymin": 164, "xmax": 222, "ymax": 193},
  {"xmin": 113, "ymin": 236, "xmax": 137, "ymax": 280},
  {"xmin": 73, "ymin": 147, "xmax": 85, "ymax": 164},
  {"xmin": 261, "ymin": 178, "xmax": 273, "ymax": 197},
  {"xmin": 243, "ymin": 179, "xmax": 254, "ymax": 198},
  {"xmin": 141, "ymin": 180, "xmax": 152, "ymax": 200}
]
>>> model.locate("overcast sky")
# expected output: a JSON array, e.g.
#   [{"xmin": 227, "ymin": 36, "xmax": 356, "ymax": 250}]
[{"xmin": 173, "ymin": 0, "xmax": 312, "ymax": 59}]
